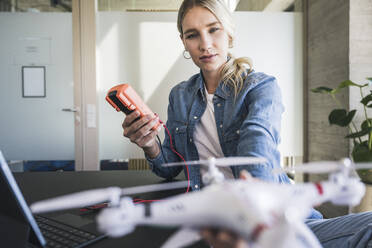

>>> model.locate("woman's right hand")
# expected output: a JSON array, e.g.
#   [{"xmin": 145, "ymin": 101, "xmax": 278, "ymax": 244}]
[
  {"xmin": 122, "ymin": 111, "xmax": 161, "ymax": 158},
  {"xmin": 200, "ymin": 170, "xmax": 255, "ymax": 248}
]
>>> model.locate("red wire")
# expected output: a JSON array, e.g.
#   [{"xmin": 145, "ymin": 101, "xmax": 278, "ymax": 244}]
[
  {"xmin": 160, "ymin": 121, "xmax": 190, "ymax": 193},
  {"xmin": 132, "ymin": 119, "xmax": 190, "ymax": 204},
  {"xmin": 133, "ymin": 199, "xmax": 165, "ymax": 204}
]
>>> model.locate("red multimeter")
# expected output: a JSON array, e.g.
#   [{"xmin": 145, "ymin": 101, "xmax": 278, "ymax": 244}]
[{"xmin": 106, "ymin": 84, "xmax": 161, "ymax": 130}]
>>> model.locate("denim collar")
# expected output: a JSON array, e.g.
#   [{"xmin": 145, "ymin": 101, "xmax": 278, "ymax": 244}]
[{"xmin": 196, "ymin": 71, "xmax": 230, "ymax": 100}]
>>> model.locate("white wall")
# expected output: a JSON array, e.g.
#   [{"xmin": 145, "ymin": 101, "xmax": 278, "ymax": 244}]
[
  {"xmin": 0, "ymin": 13, "xmax": 74, "ymax": 160},
  {"xmin": 97, "ymin": 11, "xmax": 303, "ymax": 160}
]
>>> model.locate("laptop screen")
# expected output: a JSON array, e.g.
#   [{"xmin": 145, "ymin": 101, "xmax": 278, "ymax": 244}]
[{"xmin": 0, "ymin": 151, "xmax": 46, "ymax": 247}]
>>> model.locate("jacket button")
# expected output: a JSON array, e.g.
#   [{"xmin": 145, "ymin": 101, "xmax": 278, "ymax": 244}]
[
  {"xmin": 236, "ymin": 130, "xmax": 240, "ymax": 134},
  {"xmin": 176, "ymin": 127, "xmax": 179, "ymax": 131},
  {"xmin": 189, "ymin": 138, "xmax": 193, "ymax": 143},
  {"xmin": 217, "ymin": 103, "xmax": 221, "ymax": 107},
  {"xmin": 194, "ymin": 184, "xmax": 198, "ymax": 189},
  {"xmin": 193, "ymin": 116, "xmax": 198, "ymax": 119},
  {"xmin": 219, "ymin": 124, "xmax": 223, "ymax": 128}
]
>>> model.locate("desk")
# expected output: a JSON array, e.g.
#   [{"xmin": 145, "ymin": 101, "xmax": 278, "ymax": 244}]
[
  {"xmin": 14, "ymin": 171, "xmax": 209, "ymax": 248},
  {"xmin": 352, "ymin": 183, "xmax": 372, "ymax": 213}
]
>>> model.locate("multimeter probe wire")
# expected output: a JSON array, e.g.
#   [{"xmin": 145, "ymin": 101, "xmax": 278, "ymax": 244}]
[
  {"xmin": 132, "ymin": 119, "xmax": 190, "ymax": 204},
  {"xmin": 79, "ymin": 121, "xmax": 190, "ymax": 212}
]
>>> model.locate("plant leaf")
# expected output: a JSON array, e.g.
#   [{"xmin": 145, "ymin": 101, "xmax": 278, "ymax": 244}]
[
  {"xmin": 361, "ymin": 119, "xmax": 372, "ymax": 130},
  {"xmin": 345, "ymin": 127, "xmax": 372, "ymax": 138},
  {"xmin": 328, "ymin": 109, "xmax": 356, "ymax": 127},
  {"xmin": 352, "ymin": 142, "xmax": 372, "ymax": 162},
  {"xmin": 334, "ymin": 80, "xmax": 364, "ymax": 93},
  {"xmin": 346, "ymin": 119, "xmax": 372, "ymax": 139},
  {"xmin": 311, "ymin": 86, "xmax": 333, "ymax": 94},
  {"xmin": 361, "ymin": 94, "xmax": 372, "ymax": 106}
]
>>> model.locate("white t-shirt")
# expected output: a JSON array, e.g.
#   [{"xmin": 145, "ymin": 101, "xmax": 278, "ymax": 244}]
[{"xmin": 193, "ymin": 86, "xmax": 234, "ymax": 180}]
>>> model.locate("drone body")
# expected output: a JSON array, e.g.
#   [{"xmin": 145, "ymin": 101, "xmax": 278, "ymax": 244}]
[
  {"xmin": 96, "ymin": 175, "xmax": 365, "ymax": 248},
  {"xmin": 98, "ymin": 180, "xmax": 272, "ymax": 239},
  {"xmin": 31, "ymin": 157, "xmax": 368, "ymax": 248}
]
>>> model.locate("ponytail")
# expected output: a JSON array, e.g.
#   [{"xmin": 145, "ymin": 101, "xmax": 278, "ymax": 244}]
[{"xmin": 220, "ymin": 53, "xmax": 253, "ymax": 97}]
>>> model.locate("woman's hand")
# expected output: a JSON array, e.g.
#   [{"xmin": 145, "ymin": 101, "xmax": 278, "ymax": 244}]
[
  {"xmin": 201, "ymin": 229, "xmax": 249, "ymax": 248},
  {"xmin": 122, "ymin": 111, "xmax": 161, "ymax": 158},
  {"xmin": 200, "ymin": 170, "xmax": 256, "ymax": 248}
]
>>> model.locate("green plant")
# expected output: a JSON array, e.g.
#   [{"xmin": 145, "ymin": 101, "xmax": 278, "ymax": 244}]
[{"xmin": 312, "ymin": 77, "xmax": 372, "ymax": 182}]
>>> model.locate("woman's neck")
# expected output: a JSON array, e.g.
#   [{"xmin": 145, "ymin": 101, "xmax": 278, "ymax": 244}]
[{"xmin": 202, "ymin": 70, "xmax": 220, "ymax": 94}]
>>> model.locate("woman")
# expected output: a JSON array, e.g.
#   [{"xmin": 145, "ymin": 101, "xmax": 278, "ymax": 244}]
[
  {"xmin": 123, "ymin": 0, "xmax": 300, "ymax": 192},
  {"xmin": 122, "ymin": 0, "xmax": 372, "ymax": 247}
]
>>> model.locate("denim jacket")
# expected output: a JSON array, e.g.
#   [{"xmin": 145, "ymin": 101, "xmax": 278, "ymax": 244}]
[{"xmin": 146, "ymin": 70, "xmax": 322, "ymax": 219}]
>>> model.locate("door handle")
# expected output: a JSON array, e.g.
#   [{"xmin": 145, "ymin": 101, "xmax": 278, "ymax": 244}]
[{"xmin": 62, "ymin": 107, "xmax": 79, "ymax": 113}]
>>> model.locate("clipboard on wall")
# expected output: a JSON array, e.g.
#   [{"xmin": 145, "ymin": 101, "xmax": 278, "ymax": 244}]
[{"xmin": 22, "ymin": 66, "xmax": 46, "ymax": 98}]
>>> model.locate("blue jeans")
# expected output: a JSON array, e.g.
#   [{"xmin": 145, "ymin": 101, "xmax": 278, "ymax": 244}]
[{"xmin": 306, "ymin": 212, "xmax": 372, "ymax": 247}]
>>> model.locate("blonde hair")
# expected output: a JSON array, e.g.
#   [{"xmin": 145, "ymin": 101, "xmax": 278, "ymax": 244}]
[{"xmin": 177, "ymin": 0, "xmax": 253, "ymax": 97}]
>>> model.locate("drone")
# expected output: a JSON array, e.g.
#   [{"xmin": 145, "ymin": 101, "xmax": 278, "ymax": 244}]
[{"xmin": 30, "ymin": 157, "xmax": 371, "ymax": 248}]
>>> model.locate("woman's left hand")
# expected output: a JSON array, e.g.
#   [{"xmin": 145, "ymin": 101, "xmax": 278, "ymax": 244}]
[{"xmin": 201, "ymin": 229, "xmax": 250, "ymax": 248}]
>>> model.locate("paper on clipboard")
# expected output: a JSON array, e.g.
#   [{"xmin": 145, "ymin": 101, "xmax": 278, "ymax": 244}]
[{"xmin": 22, "ymin": 66, "xmax": 45, "ymax": 97}]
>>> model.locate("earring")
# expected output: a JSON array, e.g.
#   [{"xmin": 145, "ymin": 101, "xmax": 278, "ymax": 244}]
[
  {"xmin": 183, "ymin": 50, "xmax": 191, "ymax": 59},
  {"xmin": 229, "ymin": 40, "xmax": 233, "ymax": 48},
  {"xmin": 228, "ymin": 37, "xmax": 234, "ymax": 48}
]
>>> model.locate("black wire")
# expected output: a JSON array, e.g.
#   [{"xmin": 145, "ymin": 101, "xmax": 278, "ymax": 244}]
[{"xmin": 156, "ymin": 135, "xmax": 167, "ymax": 163}]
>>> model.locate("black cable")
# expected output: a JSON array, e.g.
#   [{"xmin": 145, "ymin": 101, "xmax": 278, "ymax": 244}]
[{"xmin": 156, "ymin": 135, "xmax": 167, "ymax": 163}]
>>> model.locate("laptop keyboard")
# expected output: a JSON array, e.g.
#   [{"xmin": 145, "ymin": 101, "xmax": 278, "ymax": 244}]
[{"xmin": 35, "ymin": 215, "xmax": 99, "ymax": 248}]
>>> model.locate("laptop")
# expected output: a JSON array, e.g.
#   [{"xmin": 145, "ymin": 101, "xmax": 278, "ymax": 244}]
[{"xmin": 0, "ymin": 151, "xmax": 106, "ymax": 248}]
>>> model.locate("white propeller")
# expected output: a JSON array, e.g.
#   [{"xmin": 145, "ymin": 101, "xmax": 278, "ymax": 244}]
[
  {"xmin": 121, "ymin": 181, "xmax": 188, "ymax": 195},
  {"xmin": 31, "ymin": 187, "xmax": 122, "ymax": 214},
  {"xmin": 163, "ymin": 156, "xmax": 267, "ymax": 167},
  {"xmin": 31, "ymin": 181, "xmax": 188, "ymax": 214},
  {"xmin": 353, "ymin": 162, "xmax": 372, "ymax": 170},
  {"xmin": 274, "ymin": 160, "xmax": 372, "ymax": 174},
  {"xmin": 277, "ymin": 161, "xmax": 341, "ymax": 174}
]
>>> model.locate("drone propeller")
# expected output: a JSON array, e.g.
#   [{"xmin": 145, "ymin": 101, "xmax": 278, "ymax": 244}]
[
  {"xmin": 277, "ymin": 161, "xmax": 340, "ymax": 174},
  {"xmin": 163, "ymin": 156, "xmax": 267, "ymax": 167},
  {"xmin": 353, "ymin": 162, "xmax": 372, "ymax": 170},
  {"xmin": 274, "ymin": 159, "xmax": 372, "ymax": 174},
  {"xmin": 31, "ymin": 181, "xmax": 188, "ymax": 214},
  {"xmin": 121, "ymin": 181, "xmax": 188, "ymax": 195},
  {"xmin": 31, "ymin": 187, "xmax": 121, "ymax": 214}
]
